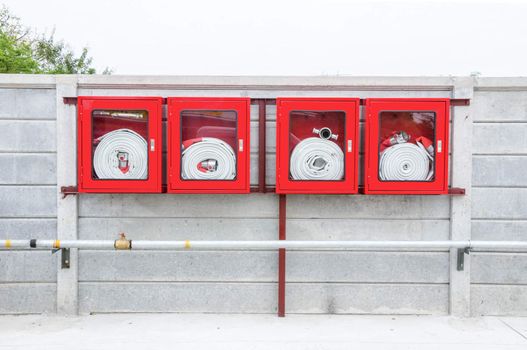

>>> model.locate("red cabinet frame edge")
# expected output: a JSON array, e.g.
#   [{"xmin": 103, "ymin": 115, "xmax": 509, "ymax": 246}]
[
  {"xmin": 364, "ymin": 98, "xmax": 450, "ymax": 195},
  {"xmin": 275, "ymin": 97, "xmax": 360, "ymax": 194},
  {"xmin": 77, "ymin": 96, "xmax": 163, "ymax": 193},
  {"xmin": 167, "ymin": 97, "xmax": 251, "ymax": 194}
]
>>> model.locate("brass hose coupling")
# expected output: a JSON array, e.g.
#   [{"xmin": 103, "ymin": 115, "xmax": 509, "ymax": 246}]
[{"xmin": 114, "ymin": 233, "xmax": 132, "ymax": 250}]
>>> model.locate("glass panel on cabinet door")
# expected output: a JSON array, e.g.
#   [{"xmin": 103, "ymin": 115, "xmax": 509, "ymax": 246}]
[
  {"xmin": 289, "ymin": 111, "xmax": 345, "ymax": 181},
  {"xmin": 91, "ymin": 110, "xmax": 149, "ymax": 180},
  {"xmin": 378, "ymin": 111, "xmax": 436, "ymax": 182},
  {"xmin": 180, "ymin": 110, "xmax": 238, "ymax": 181}
]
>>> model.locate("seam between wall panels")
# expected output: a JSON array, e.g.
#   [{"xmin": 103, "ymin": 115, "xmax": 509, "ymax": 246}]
[
  {"xmin": 77, "ymin": 281, "xmax": 451, "ymax": 286},
  {"xmin": 449, "ymin": 77, "xmax": 474, "ymax": 317},
  {"xmin": 55, "ymin": 75, "xmax": 79, "ymax": 315}
]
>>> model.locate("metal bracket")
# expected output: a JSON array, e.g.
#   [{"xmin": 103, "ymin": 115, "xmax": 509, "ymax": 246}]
[
  {"xmin": 63, "ymin": 97, "xmax": 78, "ymax": 105},
  {"xmin": 52, "ymin": 248, "xmax": 72, "ymax": 269},
  {"xmin": 61, "ymin": 186, "xmax": 79, "ymax": 199},
  {"xmin": 448, "ymin": 188, "xmax": 466, "ymax": 195},
  {"xmin": 61, "ymin": 248, "xmax": 70, "ymax": 269},
  {"xmin": 450, "ymin": 99, "xmax": 471, "ymax": 106},
  {"xmin": 457, "ymin": 247, "xmax": 470, "ymax": 271}
]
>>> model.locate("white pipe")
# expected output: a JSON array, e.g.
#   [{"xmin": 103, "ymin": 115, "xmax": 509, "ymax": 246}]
[
  {"xmin": 1, "ymin": 240, "xmax": 527, "ymax": 250},
  {"xmin": 133, "ymin": 240, "xmax": 471, "ymax": 250}
]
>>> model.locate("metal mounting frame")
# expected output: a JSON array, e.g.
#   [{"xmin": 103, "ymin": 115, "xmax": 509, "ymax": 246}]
[{"xmin": 64, "ymin": 97, "xmax": 471, "ymax": 106}]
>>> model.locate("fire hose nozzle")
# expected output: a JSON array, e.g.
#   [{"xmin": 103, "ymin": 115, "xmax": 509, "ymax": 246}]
[
  {"xmin": 313, "ymin": 127, "xmax": 338, "ymax": 140},
  {"xmin": 200, "ymin": 159, "xmax": 218, "ymax": 172},
  {"xmin": 389, "ymin": 131, "xmax": 410, "ymax": 145},
  {"xmin": 114, "ymin": 232, "xmax": 131, "ymax": 250}
]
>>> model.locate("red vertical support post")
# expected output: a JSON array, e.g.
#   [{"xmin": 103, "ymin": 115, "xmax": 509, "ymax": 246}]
[
  {"xmin": 258, "ymin": 100, "xmax": 267, "ymax": 193},
  {"xmin": 278, "ymin": 194, "xmax": 286, "ymax": 317}
]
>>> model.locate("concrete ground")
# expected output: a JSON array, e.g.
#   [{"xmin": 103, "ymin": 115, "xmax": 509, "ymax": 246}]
[{"xmin": 0, "ymin": 314, "xmax": 526, "ymax": 349}]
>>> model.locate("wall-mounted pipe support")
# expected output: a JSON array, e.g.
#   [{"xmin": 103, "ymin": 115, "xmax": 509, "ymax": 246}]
[
  {"xmin": 457, "ymin": 247, "xmax": 471, "ymax": 271},
  {"xmin": 61, "ymin": 248, "xmax": 70, "ymax": 269},
  {"xmin": 258, "ymin": 100, "xmax": 267, "ymax": 193}
]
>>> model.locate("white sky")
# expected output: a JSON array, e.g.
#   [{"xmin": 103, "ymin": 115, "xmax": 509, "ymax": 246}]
[{"xmin": 3, "ymin": 0, "xmax": 527, "ymax": 76}]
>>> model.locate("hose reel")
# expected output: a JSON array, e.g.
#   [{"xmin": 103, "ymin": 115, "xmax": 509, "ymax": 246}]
[
  {"xmin": 290, "ymin": 127, "xmax": 344, "ymax": 180},
  {"xmin": 181, "ymin": 137, "xmax": 236, "ymax": 180},
  {"xmin": 93, "ymin": 128, "xmax": 148, "ymax": 179},
  {"xmin": 379, "ymin": 132, "xmax": 434, "ymax": 181}
]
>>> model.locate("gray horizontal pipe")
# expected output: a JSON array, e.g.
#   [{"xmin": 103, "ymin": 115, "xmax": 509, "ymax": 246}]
[{"xmin": 1, "ymin": 239, "xmax": 527, "ymax": 250}]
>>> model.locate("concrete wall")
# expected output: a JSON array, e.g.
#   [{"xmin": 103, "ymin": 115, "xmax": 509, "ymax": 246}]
[
  {"xmin": 0, "ymin": 80, "xmax": 58, "ymax": 314},
  {"xmin": 0, "ymin": 75, "xmax": 525, "ymax": 316},
  {"xmin": 470, "ymin": 79, "xmax": 527, "ymax": 316}
]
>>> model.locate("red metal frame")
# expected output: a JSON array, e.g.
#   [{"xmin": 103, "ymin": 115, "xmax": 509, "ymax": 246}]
[
  {"xmin": 278, "ymin": 194, "xmax": 286, "ymax": 317},
  {"xmin": 167, "ymin": 97, "xmax": 251, "ymax": 193},
  {"xmin": 258, "ymin": 100, "xmax": 267, "ymax": 193},
  {"xmin": 364, "ymin": 98, "xmax": 450, "ymax": 194},
  {"xmin": 77, "ymin": 96, "xmax": 163, "ymax": 193},
  {"xmin": 275, "ymin": 97, "xmax": 360, "ymax": 194}
]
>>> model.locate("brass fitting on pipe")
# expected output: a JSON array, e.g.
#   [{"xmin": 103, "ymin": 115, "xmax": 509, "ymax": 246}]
[{"xmin": 114, "ymin": 233, "xmax": 132, "ymax": 250}]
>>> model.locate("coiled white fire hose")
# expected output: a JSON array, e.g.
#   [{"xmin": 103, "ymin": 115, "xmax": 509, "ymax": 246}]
[
  {"xmin": 290, "ymin": 137, "xmax": 344, "ymax": 180},
  {"xmin": 379, "ymin": 141, "xmax": 434, "ymax": 181},
  {"xmin": 181, "ymin": 137, "xmax": 236, "ymax": 180},
  {"xmin": 93, "ymin": 129, "xmax": 148, "ymax": 179}
]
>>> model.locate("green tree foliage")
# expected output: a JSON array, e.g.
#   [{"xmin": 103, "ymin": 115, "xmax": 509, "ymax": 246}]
[
  {"xmin": 34, "ymin": 34, "xmax": 96, "ymax": 74},
  {"xmin": 0, "ymin": 5, "xmax": 108, "ymax": 74},
  {"xmin": 0, "ymin": 31, "xmax": 39, "ymax": 73}
]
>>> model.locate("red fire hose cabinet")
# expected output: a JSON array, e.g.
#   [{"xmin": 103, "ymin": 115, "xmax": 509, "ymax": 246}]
[
  {"xmin": 167, "ymin": 97, "xmax": 250, "ymax": 193},
  {"xmin": 364, "ymin": 98, "xmax": 450, "ymax": 195},
  {"xmin": 276, "ymin": 98, "xmax": 360, "ymax": 194},
  {"xmin": 77, "ymin": 96, "xmax": 163, "ymax": 193}
]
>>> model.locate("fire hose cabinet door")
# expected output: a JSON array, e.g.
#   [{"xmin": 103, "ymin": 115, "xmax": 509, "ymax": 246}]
[
  {"xmin": 167, "ymin": 97, "xmax": 250, "ymax": 193},
  {"xmin": 364, "ymin": 98, "xmax": 450, "ymax": 194},
  {"xmin": 276, "ymin": 98, "xmax": 360, "ymax": 194},
  {"xmin": 77, "ymin": 96, "xmax": 163, "ymax": 193}
]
